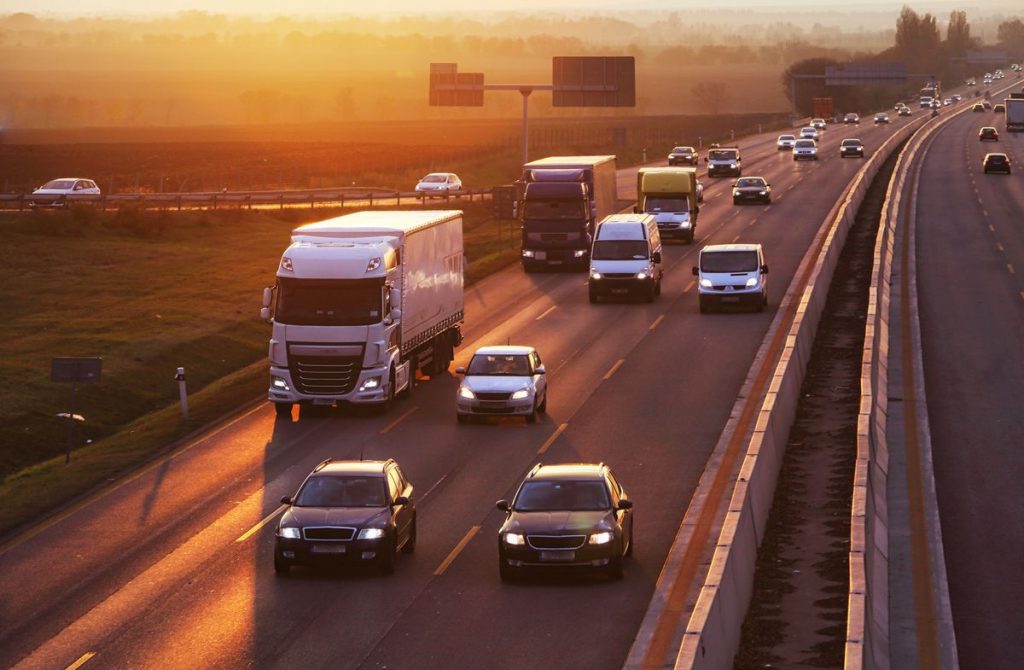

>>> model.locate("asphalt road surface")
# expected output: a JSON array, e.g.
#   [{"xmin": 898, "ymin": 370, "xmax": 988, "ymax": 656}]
[
  {"xmin": 0, "ymin": 115, "xmax": 916, "ymax": 670},
  {"xmin": 915, "ymin": 102, "xmax": 1024, "ymax": 670}
]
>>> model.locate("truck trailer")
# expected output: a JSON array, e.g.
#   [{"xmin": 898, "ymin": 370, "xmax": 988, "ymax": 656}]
[
  {"xmin": 261, "ymin": 210, "xmax": 464, "ymax": 416},
  {"xmin": 635, "ymin": 167, "xmax": 700, "ymax": 243},
  {"xmin": 1006, "ymin": 93, "xmax": 1024, "ymax": 132},
  {"xmin": 519, "ymin": 155, "xmax": 618, "ymax": 271}
]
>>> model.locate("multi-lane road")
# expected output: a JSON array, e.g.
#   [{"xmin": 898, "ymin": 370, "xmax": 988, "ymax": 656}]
[
  {"xmin": 915, "ymin": 103, "xmax": 1024, "ymax": 669},
  {"xmin": 0, "ymin": 114, "xmax": 922, "ymax": 669}
]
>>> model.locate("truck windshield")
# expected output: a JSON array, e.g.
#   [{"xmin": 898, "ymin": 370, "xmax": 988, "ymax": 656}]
[
  {"xmin": 592, "ymin": 240, "xmax": 649, "ymax": 260},
  {"xmin": 523, "ymin": 199, "xmax": 585, "ymax": 220},
  {"xmin": 709, "ymin": 150, "xmax": 738, "ymax": 161},
  {"xmin": 644, "ymin": 197, "xmax": 688, "ymax": 213},
  {"xmin": 275, "ymin": 277, "xmax": 383, "ymax": 326},
  {"xmin": 701, "ymin": 251, "xmax": 759, "ymax": 273}
]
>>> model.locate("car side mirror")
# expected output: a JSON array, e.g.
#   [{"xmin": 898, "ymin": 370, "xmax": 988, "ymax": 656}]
[
  {"xmin": 617, "ymin": 499, "xmax": 633, "ymax": 510},
  {"xmin": 496, "ymin": 500, "xmax": 510, "ymax": 512},
  {"xmin": 535, "ymin": 365, "xmax": 546, "ymax": 375},
  {"xmin": 761, "ymin": 264, "xmax": 769, "ymax": 274},
  {"xmin": 392, "ymin": 496, "xmax": 410, "ymax": 507},
  {"xmin": 280, "ymin": 496, "xmax": 292, "ymax": 505},
  {"xmin": 652, "ymin": 251, "xmax": 662, "ymax": 264},
  {"xmin": 455, "ymin": 366, "xmax": 466, "ymax": 375},
  {"xmin": 260, "ymin": 307, "xmax": 271, "ymax": 321},
  {"xmin": 732, "ymin": 180, "xmax": 738, "ymax": 187},
  {"xmin": 692, "ymin": 266, "xmax": 699, "ymax": 276}
]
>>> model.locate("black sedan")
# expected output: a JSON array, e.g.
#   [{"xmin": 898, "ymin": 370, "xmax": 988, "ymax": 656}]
[
  {"xmin": 979, "ymin": 127, "xmax": 999, "ymax": 141},
  {"xmin": 667, "ymin": 146, "xmax": 697, "ymax": 166},
  {"xmin": 840, "ymin": 139, "xmax": 865, "ymax": 158},
  {"xmin": 983, "ymin": 153, "xmax": 1011, "ymax": 174},
  {"xmin": 496, "ymin": 463, "xmax": 633, "ymax": 581},
  {"xmin": 732, "ymin": 176, "xmax": 772, "ymax": 205},
  {"xmin": 274, "ymin": 458, "xmax": 416, "ymax": 575}
]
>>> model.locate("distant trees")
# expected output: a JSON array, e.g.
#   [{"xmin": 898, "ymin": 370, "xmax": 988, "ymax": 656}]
[
  {"xmin": 895, "ymin": 6, "xmax": 941, "ymax": 73},
  {"xmin": 946, "ymin": 10, "xmax": 972, "ymax": 57},
  {"xmin": 690, "ymin": 82, "xmax": 730, "ymax": 115},
  {"xmin": 997, "ymin": 18, "xmax": 1024, "ymax": 58}
]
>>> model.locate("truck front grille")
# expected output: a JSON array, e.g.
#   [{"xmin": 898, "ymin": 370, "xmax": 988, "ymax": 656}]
[{"xmin": 290, "ymin": 356, "xmax": 361, "ymax": 395}]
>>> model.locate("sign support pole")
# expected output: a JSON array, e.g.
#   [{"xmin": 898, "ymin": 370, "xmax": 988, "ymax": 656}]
[
  {"xmin": 520, "ymin": 89, "xmax": 532, "ymax": 166},
  {"xmin": 66, "ymin": 382, "xmax": 77, "ymax": 464}
]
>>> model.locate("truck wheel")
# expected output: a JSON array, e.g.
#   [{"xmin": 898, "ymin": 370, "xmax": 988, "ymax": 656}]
[
  {"xmin": 274, "ymin": 402, "xmax": 292, "ymax": 418},
  {"xmin": 381, "ymin": 369, "xmax": 396, "ymax": 413}
]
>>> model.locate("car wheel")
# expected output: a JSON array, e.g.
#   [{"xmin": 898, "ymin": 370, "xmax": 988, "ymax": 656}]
[
  {"xmin": 686, "ymin": 230, "xmax": 695, "ymax": 244},
  {"xmin": 733, "ymin": 198, "xmax": 740, "ymax": 205},
  {"xmin": 274, "ymin": 402, "xmax": 292, "ymax": 418},
  {"xmin": 401, "ymin": 519, "xmax": 417, "ymax": 554},
  {"xmin": 537, "ymin": 392, "xmax": 547, "ymax": 414},
  {"xmin": 699, "ymin": 296, "xmax": 710, "ymax": 314},
  {"xmin": 589, "ymin": 289, "xmax": 599, "ymax": 304},
  {"xmin": 274, "ymin": 553, "xmax": 291, "ymax": 576},
  {"xmin": 378, "ymin": 540, "xmax": 397, "ymax": 575},
  {"xmin": 380, "ymin": 368, "xmax": 396, "ymax": 413},
  {"xmin": 625, "ymin": 524, "xmax": 634, "ymax": 557},
  {"xmin": 645, "ymin": 284, "xmax": 656, "ymax": 303},
  {"xmin": 654, "ymin": 278, "xmax": 662, "ymax": 296},
  {"xmin": 526, "ymin": 403, "xmax": 538, "ymax": 424},
  {"xmin": 457, "ymin": 413, "xmax": 468, "ymax": 424},
  {"xmin": 606, "ymin": 555, "xmax": 624, "ymax": 581},
  {"xmin": 759, "ymin": 291, "xmax": 768, "ymax": 312},
  {"xmin": 499, "ymin": 560, "xmax": 519, "ymax": 583},
  {"xmin": 764, "ymin": 197, "xmax": 772, "ymax": 204}
]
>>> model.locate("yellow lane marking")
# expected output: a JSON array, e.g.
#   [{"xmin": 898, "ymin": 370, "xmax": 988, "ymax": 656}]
[
  {"xmin": 982, "ymin": 209, "xmax": 989, "ymax": 217},
  {"xmin": 66, "ymin": 652, "xmax": 96, "ymax": 670},
  {"xmin": 996, "ymin": 242, "xmax": 1004, "ymax": 252},
  {"xmin": 684, "ymin": 279, "xmax": 696, "ymax": 292},
  {"xmin": 649, "ymin": 314, "xmax": 665, "ymax": 331},
  {"xmin": 1008, "ymin": 264, "xmax": 1016, "ymax": 275},
  {"xmin": 434, "ymin": 526, "xmax": 480, "ymax": 576},
  {"xmin": 989, "ymin": 224, "xmax": 996, "ymax": 232},
  {"xmin": 538, "ymin": 423, "xmax": 569, "ymax": 455},
  {"xmin": 535, "ymin": 305, "xmax": 558, "ymax": 321},
  {"xmin": 603, "ymin": 359, "xmax": 625, "ymax": 380},
  {"xmin": 380, "ymin": 406, "xmax": 418, "ymax": 435},
  {"xmin": 731, "ymin": 234, "xmax": 741, "ymax": 243},
  {"xmin": 235, "ymin": 504, "xmax": 287, "ymax": 543}
]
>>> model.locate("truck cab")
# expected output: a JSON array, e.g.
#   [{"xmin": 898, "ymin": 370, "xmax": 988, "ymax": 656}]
[
  {"xmin": 520, "ymin": 178, "xmax": 592, "ymax": 271},
  {"xmin": 636, "ymin": 167, "xmax": 699, "ymax": 243}
]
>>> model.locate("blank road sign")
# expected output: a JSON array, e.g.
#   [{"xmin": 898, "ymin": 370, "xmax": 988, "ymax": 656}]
[
  {"xmin": 51, "ymin": 357, "xmax": 102, "ymax": 384},
  {"xmin": 552, "ymin": 56, "xmax": 635, "ymax": 107},
  {"xmin": 429, "ymin": 63, "xmax": 485, "ymax": 107},
  {"xmin": 825, "ymin": 62, "xmax": 907, "ymax": 86}
]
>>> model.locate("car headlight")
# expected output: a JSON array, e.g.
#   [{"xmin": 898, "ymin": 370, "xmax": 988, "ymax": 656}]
[
  {"xmin": 504, "ymin": 532, "xmax": 526, "ymax": 546},
  {"xmin": 271, "ymin": 376, "xmax": 290, "ymax": 391},
  {"xmin": 278, "ymin": 526, "xmax": 301, "ymax": 539},
  {"xmin": 574, "ymin": 249, "xmax": 587, "ymax": 258},
  {"xmin": 459, "ymin": 385, "xmax": 476, "ymax": 399},
  {"xmin": 522, "ymin": 250, "xmax": 536, "ymax": 258},
  {"xmin": 636, "ymin": 271, "xmax": 649, "ymax": 280},
  {"xmin": 745, "ymin": 277, "xmax": 758, "ymax": 288},
  {"xmin": 699, "ymin": 278, "xmax": 713, "ymax": 288},
  {"xmin": 358, "ymin": 376, "xmax": 381, "ymax": 392},
  {"xmin": 732, "ymin": 189, "xmax": 740, "ymax": 196},
  {"xmin": 589, "ymin": 531, "xmax": 614, "ymax": 545},
  {"xmin": 590, "ymin": 270, "xmax": 602, "ymax": 280},
  {"xmin": 511, "ymin": 388, "xmax": 530, "ymax": 400},
  {"xmin": 357, "ymin": 528, "xmax": 386, "ymax": 540},
  {"xmin": 759, "ymin": 190, "xmax": 767, "ymax": 195}
]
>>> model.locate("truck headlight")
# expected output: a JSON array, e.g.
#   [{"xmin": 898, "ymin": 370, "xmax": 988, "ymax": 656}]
[
  {"xmin": 459, "ymin": 385, "xmax": 476, "ymax": 399},
  {"xmin": 511, "ymin": 388, "xmax": 530, "ymax": 400},
  {"xmin": 358, "ymin": 376, "xmax": 381, "ymax": 392},
  {"xmin": 574, "ymin": 249, "xmax": 587, "ymax": 258},
  {"xmin": 357, "ymin": 528, "xmax": 386, "ymax": 540},
  {"xmin": 699, "ymin": 278, "xmax": 713, "ymax": 288},
  {"xmin": 271, "ymin": 376, "xmax": 290, "ymax": 391},
  {"xmin": 522, "ymin": 250, "xmax": 536, "ymax": 258},
  {"xmin": 278, "ymin": 526, "xmax": 300, "ymax": 539},
  {"xmin": 746, "ymin": 277, "xmax": 758, "ymax": 288},
  {"xmin": 588, "ymin": 531, "xmax": 613, "ymax": 545},
  {"xmin": 504, "ymin": 532, "xmax": 526, "ymax": 546}
]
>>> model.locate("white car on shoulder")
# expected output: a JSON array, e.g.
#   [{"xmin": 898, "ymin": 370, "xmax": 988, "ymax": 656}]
[
  {"xmin": 415, "ymin": 172, "xmax": 462, "ymax": 196},
  {"xmin": 30, "ymin": 177, "xmax": 101, "ymax": 207},
  {"xmin": 455, "ymin": 346, "xmax": 547, "ymax": 424}
]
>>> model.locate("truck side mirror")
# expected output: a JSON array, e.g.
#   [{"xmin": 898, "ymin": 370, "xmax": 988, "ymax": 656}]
[
  {"xmin": 262, "ymin": 287, "xmax": 273, "ymax": 308},
  {"xmin": 761, "ymin": 264, "xmax": 769, "ymax": 274},
  {"xmin": 652, "ymin": 251, "xmax": 662, "ymax": 264},
  {"xmin": 390, "ymin": 287, "xmax": 401, "ymax": 306},
  {"xmin": 390, "ymin": 308, "xmax": 402, "ymax": 322},
  {"xmin": 260, "ymin": 307, "xmax": 271, "ymax": 320}
]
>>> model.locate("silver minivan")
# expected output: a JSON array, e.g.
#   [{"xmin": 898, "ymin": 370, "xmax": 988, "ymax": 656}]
[
  {"xmin": 589, "ymin": 214, "xmax": 663, "ymax": 303},
  {"xmin": 692, "ymin": 243, "xmax": 768, "ymax": 312}
]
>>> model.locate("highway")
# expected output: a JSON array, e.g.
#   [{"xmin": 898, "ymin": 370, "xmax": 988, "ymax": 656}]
[
  {"xmin": 0, "ymin": 116, "xmax": 916, "ymax": 669},
  {"xmin": 914, "ymin": 103, "xmax": 1024, "ymax": 669}
]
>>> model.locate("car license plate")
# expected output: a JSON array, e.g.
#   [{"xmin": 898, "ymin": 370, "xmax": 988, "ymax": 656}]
[
  {"xmin": 313, "ymin": 398, "xmax": 333, "ymax": 406},
  {"xmin": 611, "ymin": 288, "xmax": 628, "ymax": 294},
  {"xmin": 548, "ymin": 260, "xmax": 562, "ymax": 265},
  {"xmin": 534, "ymin": 251, "xmax": 547, "ymax": 261},
  {"xmin": 722, "ymin": 296, "xmax": 740, "ymax": 303},
  {"xmin": 311, "ymin": 544, "xmax": 346, "ymax": 554},
  {"xmin": 539, "ymin": 551, "xmax": 575, "ymax": 562}
]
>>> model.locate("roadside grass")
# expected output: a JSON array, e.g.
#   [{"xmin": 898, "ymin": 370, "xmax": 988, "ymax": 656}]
[{"xmin": 0, "ymin": 202, "xmax": 517, "ymax": 538}]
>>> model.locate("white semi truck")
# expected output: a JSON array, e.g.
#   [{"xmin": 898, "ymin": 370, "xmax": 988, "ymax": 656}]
[
  {"xmin": 1005, "ymin": 93, "xmax": 1024, "ymax": 133},
  {"xmin": 261, "ymin": 210, "xmax": 464, "ymax": 416}
]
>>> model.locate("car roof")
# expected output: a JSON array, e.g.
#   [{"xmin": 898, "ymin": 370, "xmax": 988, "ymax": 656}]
[
  {"xmin": 472, "ymin": 345, "xmax": 534, "ymax": 356},
  {"xmin": 702, "ymin": 243, "xmax": 762, "ymax": 253},
  {"xmin": 738, "ymin": 176, "xmax": 767, "ymax": 183},
  {"xmin": 778, "ymin": 134, "xmax": 795, "ymax": 138},
  {"xmin": 984, "ymin": 153, "xmax": 1008, "ymax": 159},
  {"xmin": 529, "ymin": 463, "xmax": 608, "ymax": 480},
  {"xmin": 672, "ymin": 146, "xmax": 694, "ymax": 151},
  {"xmin": 313, "ymin": 459, "xmax": 389, "ymax": 476},
  {"xmin": 842, "ymin": 138, "xmax": 863, "ymax": 143},
  {"xmin": 981, "ymin": 127, "xmax": 997, "ymax": 131}
]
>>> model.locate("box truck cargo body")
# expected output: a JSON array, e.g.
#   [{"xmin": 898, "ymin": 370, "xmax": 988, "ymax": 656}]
[
  {"xmin": 262, "ymin": 210, "xmax": 464, "ymax": 415},
  {"xmin": 520, "ymin": 156, "xmax": 618, "ymax": 270},
  {"xmin": 1006, "ymin": 94, "xmax": 1024, "ymax": 132},
  {"xmin": 636, "ymin": 167, "xmax": 700, "ymax": 243}
]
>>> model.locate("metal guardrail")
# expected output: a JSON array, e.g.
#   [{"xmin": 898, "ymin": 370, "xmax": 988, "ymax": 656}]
[{"xmin": 0, "ymin": 186, "xmax": 494, "ymax": 211}]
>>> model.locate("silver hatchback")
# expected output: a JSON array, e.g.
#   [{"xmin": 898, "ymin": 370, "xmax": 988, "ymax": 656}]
[{"xmin": 456, "ymin": 346, "xmax": 548, "ymax": 424}]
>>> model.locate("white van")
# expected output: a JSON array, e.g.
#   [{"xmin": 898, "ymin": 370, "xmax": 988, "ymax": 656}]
[
  {"xmin": 588, "ymin": 213, "xmax": 663, "ymax": 303},
  {"xmin": 692, "ymin": 243, "xmax": 768, "ymax": 312}
]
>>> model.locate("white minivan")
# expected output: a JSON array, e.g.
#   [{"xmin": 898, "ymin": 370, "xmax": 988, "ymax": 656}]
[
  {"xmin": 588, "ymin": 213, "xmax": 663, "ymax": 303},
  {"xmin": 692, "ymin": 243, "xmax": 768, "ymax": 312}
]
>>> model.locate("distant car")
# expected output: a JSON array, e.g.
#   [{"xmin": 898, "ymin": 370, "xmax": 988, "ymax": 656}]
[
  {"xmin": 811, "ymin": 118, "xmax": 827, "ymax": 130},
  {"xmin": 30, "ymin": 178, "xmax": 100, "ymax": 207},
  {"xmin": 844, "ymin": 113, "xmax": 860, "ymax": 124},
  {"xmin": 952, "ymin": 94, "xmax": 963, "ymax": 102},
  {"xmin": 415, "ymin": 172, "xmax": 462, "ymax": 195},
  {"xmin": 943, "ymin": 98, "xmax": 953, "ymax": 106},
  {"xmin": 993, "ymin": 103, "xmax": 1006, "ymax": 113},
  {"xmin": 874, "ymin": 113, "xmax": 890, "ymax": 124},
  {"xmin": 979, "ymin": 127, "xmax": 999, "ymax": 141},
  {"xmin": 732, "ymin": 176, "xmax": 772, "ymax": 204},
  {"xmin": 667, "ymin": 146, "xmax": 697, "ymax": 166},
  {"xmin": 973, "ymin": 103, "xmax": 985, "ymax": 112},
  {"xmin": 776, "ymin": 134, "xmax": 797, "ymax": 150},
  {"xmin": 840, "ymin": 139, "xmax": 865, "ymax": 158},
  {"xmin": 799, "ymin": 126, "xmax": 820, "ymax": 141},
  {"xmin": 456, "ymin": 346, "xmax": 547, "ymax": 424},
  {"xmin": 983, "ymin": 153, "xmax": 1011, "ymax": 174},
  {"xmin": 898, "ymin": 107, "xmax": 911, "ymax": 117},
  {"xmin": 982, "ymin": 100, "xmax": 992, "ymax": 110},
  {"xmin": 274, "ymin": 458, "xmax": 417, "ymax": 576},
  {"xmin": 930, "ymin": 100, "xmax": 941, "ymax": 109},
  {"xmin": 792, "ymin": 139, "xmax": 818, "ymax": 161},
  {"xmin": 496, "ymin": 462, "xmax": 634, "ymax": 581}
]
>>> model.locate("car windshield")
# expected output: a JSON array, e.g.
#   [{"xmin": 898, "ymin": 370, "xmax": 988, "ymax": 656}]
[
  {"xmin": 523, "ymin": 199, "xmax": 585, "ymax": 220},
  {"xmin": 275, "ymin": 277, "xmax": 383, "ymax": 326},
  {"xmin": 421, "ymin": 174, "xmax": 447, "ymax": 183},
  {"xmin": 701, "ymin": 250, "xmax": 759, "ymax": 273},
  {"xmin": 592, "ymin": 239, "xmax": 649, "ymax": 260},
  {"xmin": 40, "ymin": 179, "xmax": 76, "ymax": 190},
  {"xmin": 736, "ymin": 178, "xmax": 764, "ymax": 188},
  {"xmin": 295, "ymin": 475, "xmax": 387, "ymax": 507},
  {"xmin": 779, "ymin": 135, "xmax": 795, "ymax": 141},
  {"xmin": 644, "ymin": 197, "xmax": 688, "ymax": 213},
  {"xmin": 795, "ymin": 140, "xmax": 815, "ymax": 148},
  {"xmin": 842, "ymin": 140, "xmax": 862, "ymax": 147},
  {"xmin": 467, "ymin": 354, "xmax": 531, "ymax": 376},
  {"xmin": 672, "ymin": 147, "xmax": 692, "ymax": 154},
  {"xmin": 514, "ymin": 480, "xmax": 610, "ymax": 512}
]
